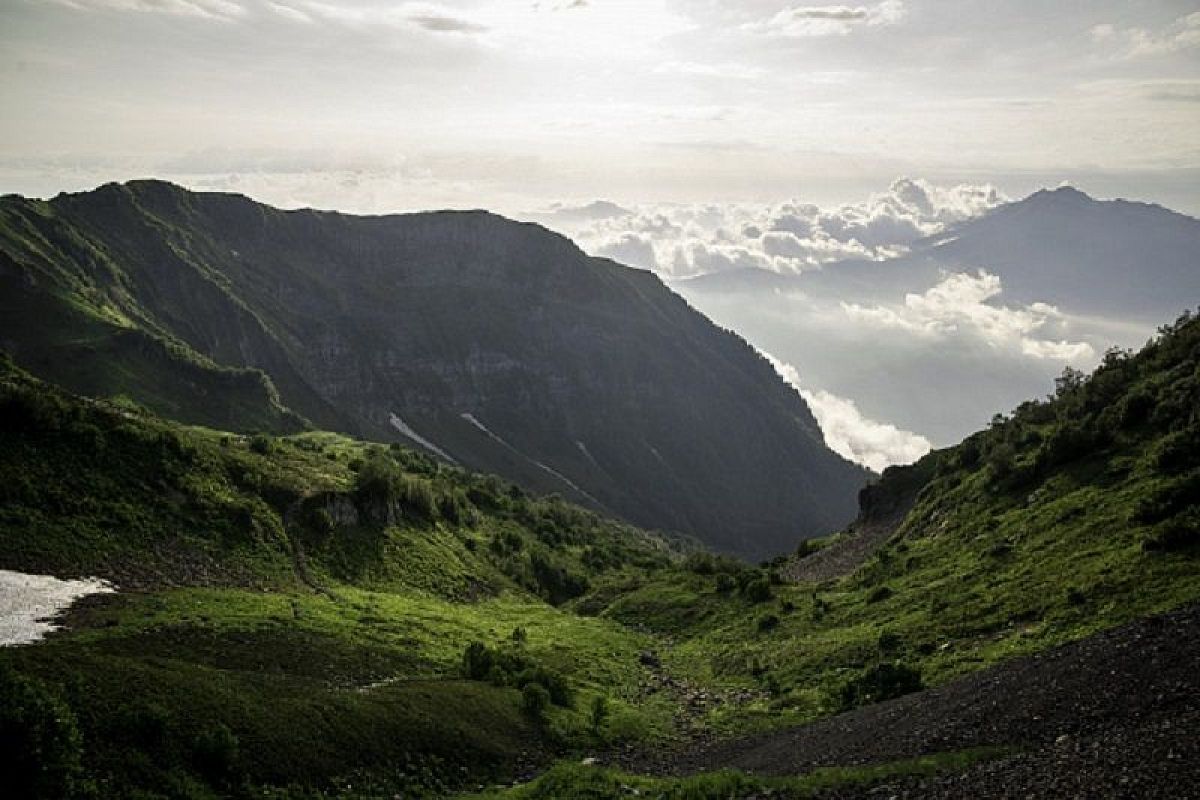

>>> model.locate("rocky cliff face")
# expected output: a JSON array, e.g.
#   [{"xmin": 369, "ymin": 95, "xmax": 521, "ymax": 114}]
[{"xmin": 0, "ymin": 180, "xmax": 867, "ymax": 559}]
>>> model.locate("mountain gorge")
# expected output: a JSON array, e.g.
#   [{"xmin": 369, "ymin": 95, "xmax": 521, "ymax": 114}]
[{"xmin": 0, "ymin": 180, "xmax": 867, "ymax": 560}]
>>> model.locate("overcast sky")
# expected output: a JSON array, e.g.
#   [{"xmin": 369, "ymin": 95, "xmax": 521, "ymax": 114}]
[{"xmin": 2, "ymin": 0, "xmax": 1199, "ymax": 214}]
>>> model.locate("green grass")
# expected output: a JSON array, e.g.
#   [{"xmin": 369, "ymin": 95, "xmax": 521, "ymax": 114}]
[
  {"xmin": 2, "ymin": 582, "xmax": 678, "ymax": 797},
  {"xmin": 462, "ymin": 748, "xmax": 1009, "ymax": 799},
  {"xmin": 1, "ymin": 316, "xmax": 1197, "ymax": 797},
  {"xmin": 582, "ymin": 312, "xmax": 1200, "ymax": 734}
]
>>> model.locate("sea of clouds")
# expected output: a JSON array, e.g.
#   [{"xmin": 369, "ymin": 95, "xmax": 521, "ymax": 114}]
[
  {"xmin": 525, "ymin": 177, "xmax": 1007, "ymax": 277},
  {"xmin": 522, "ymin": 178, "xmax": 1117, "ymax": 473}
]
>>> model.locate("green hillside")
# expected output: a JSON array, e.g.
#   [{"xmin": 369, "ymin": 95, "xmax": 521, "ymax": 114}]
[
  {"xmin": 1, "ymin": 311, "xmax": 1197, "ymax": 799},
  {"xmin": 0, "ymin": 180, "xmax": 868, "ymax": 560},
  {"xmin": 0, "ymin": 355, "xmax": 683, "ymax": 798},
  {"xmin": 581, "ymin": 310, "xmax": 1200, "ymax": 734}
]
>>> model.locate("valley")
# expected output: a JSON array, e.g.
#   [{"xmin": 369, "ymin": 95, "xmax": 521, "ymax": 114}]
[{"xmin": 2, "ymin": 303, "xmax": 1197, "ymax": 797}]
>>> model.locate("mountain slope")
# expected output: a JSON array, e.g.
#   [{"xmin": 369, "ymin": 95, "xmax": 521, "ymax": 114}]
[
  {"xmin": 0, "ymin": 180, "xmax": 868, "ymax": 559},
  {"xmin": 801, "ymin": 186, "xmax": 1200, "ymax": 321},
  {"xmin": 0, "ymin": 357, "xmax": 686, "ymax": 796},
  {"xmin": 580, "ymin": 310, "xmax": 1200, "ymax": 735}
]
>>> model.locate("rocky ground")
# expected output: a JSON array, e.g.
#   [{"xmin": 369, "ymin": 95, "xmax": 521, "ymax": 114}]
[
  {"xmin": 640, "ymin": 603, "xmax": 1200, "ymax": 798},
  {"xmin": 781, "ymin": 506, "xmax": 908, "ymax": 584}
]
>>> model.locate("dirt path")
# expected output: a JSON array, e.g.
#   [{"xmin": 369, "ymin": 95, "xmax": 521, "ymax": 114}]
[{"xmin": 637, "ymin": 603, "xmax": 1200, "ymax": 797}]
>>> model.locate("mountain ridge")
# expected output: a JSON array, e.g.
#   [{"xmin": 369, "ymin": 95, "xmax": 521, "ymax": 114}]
[{"xmin": 0, "ymin": 179, "xmax": 868, "ymax": 559}]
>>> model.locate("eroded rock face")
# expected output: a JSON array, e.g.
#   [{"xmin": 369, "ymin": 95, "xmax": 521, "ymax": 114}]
[{"xmin": 0, "ymin": 180, "xmax": 869, "ymax": 559}]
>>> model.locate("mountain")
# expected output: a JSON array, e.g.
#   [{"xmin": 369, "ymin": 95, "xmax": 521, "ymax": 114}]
[
  {"xmin": 674, "ymin": 187, "xmax": 1200, "ymax": 448},
  {"xmin": 801, "ymin": 186, "xmax": 1200, "ymax": 321},
  {"xmin": 0, "ymin": 180, "xmax": 868, "ymax": 560}
]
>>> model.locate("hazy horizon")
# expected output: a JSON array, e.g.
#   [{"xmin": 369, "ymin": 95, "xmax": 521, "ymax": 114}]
[{"xmin": 3, "ymin": 1, "xmax": 1199, "ymax": 216}]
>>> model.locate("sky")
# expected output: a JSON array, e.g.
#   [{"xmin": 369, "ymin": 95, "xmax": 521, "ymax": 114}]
[
  {"xmin": 2, "ymin": 0, "xmax": 1198, "ymax": 473},
  {"xmin": 2, "ymin": 0, "xmax": 1199, "ymax": 215}
]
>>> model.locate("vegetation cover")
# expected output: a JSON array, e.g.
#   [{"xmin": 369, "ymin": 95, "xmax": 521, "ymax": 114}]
[{"xmin": 0, "ymin": 311, "xmax": 1197, "ymax": 798}]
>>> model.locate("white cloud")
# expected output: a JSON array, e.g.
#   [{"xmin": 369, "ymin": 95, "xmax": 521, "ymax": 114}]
[
  {"xmin": 527, "ymin": 177, "xmax": 1007, "ymax": 277},
  {"xmin": 48, "ymin": 0, "xmax": 246, "ymax": 20},
  {"xmin": 762, "ymin": 351, "xmax": 931, "ymax": 472},
  {"xmin": 841, "ymin": 271, "xmax": 1096, "ymax": 362},
  {"xmin": 654, "ymin": 61, "xmax": 766, "ymax": 80},
  {"xmin": 746, "ymin": 1, "xmax": 906, "ymax": 38},
  {"xmin": 1090, "ymin": 11, "xmax": 1200, "ymax": 59}
]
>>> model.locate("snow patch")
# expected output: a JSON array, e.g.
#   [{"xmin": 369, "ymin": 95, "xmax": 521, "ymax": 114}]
[
  {"xmin": 575, "ymin": 440, "xmax": 600, "ymax": 467},
  {"xmin": 388, "ymin": 412, "xmax": 456, "ymax": 463},
  {"xmin": 1, "ymin": 570, "xmax": 114, "ymax": 646},
  {"xmin": 461, "ymin": 413, "xmax": 600, "ymax": 504}
]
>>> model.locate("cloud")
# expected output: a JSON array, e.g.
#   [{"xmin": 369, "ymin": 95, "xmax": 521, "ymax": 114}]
[
  {"xmin": 532, "ymin": 0, "xmax": 590, "ymax": 10},
  {"xmin": 746, "ymin": 1, "xmax": 906, "ymax": 38},
  {"xmin": 1090, "ymin": 11, "xmax": 1200, "ymax": 59},
  {"xmin": 48, "ymin": 0, "xmax": 245, "ymax": 20},
  {"xmin": 407, "ymin": 8, "xmax": 489, "ymax": 34},
  {"xmin": 265, "ymin": 1, "xmax": 311, "ymax": 23},
  {"xmin": 841, "ymin": 271, "xmax": 1096, "ymax": 362},
  {"xmin": 596, "ymin": 233, "xmax": 657, "ymax": 269},
  {"xmin": 763, "ymin": 351, "xmax": 931, "ymax": 472},
  {"xmin": 655, "ymin": 61, "xmax": 766, "ymax": 80},
  {"xmin": 527, "ymin": 177, "xmax": 1006, "ymax": 278}
]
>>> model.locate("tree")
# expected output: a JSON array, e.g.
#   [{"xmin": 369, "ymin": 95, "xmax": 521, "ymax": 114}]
[{"xmin": 1054, "ymin": 366, "xmax": 1086, "ymax": 397}]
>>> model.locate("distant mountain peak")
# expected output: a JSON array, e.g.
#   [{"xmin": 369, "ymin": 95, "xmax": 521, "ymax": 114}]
[{"xmin": 1024, "ymin": 184, "xmax": 1094, "ymax": 205}]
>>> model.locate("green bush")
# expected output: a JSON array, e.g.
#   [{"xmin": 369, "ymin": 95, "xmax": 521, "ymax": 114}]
[
  {"xmin": 589, "ymin": 696, "xmax": 610, "ymax": 735},
  {"xmin": 0, "ymin": 669, "xmax": 84, "ymax": 799},
  {"xmin": 756, "ymin": 613, "xmax": 780, "ymax": 632},
  {"xmin": 521, "ymin": 683, "xmax": 550, "ymax": 720},
  {"xmin": 837, "ymin": 663, "xmax": 923, "ymax": 710},
  {"xmin": 866, "ymin": 585, "xmax": 894, "ymax": 604},
  {"xmin": 192, "ymin": 723, "xmax": 240, "ymax": 786},
  {"xmin": 1142, "ymin": 510, "xmax": 1200, "ymax": 552},
  {"xmin": 248, "ymin": 433, "xmax": 275, "ymax": 455},
  {"xmin": 742, "ymin": 577, "xmax": 773, "ymax": 603}
]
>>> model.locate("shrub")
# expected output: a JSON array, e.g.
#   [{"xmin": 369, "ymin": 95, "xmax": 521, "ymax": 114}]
[
  {"xmin": 866, "ymin": 585, "xmax": 893, "ymax": 604},
  {"xmin": 248, "ymin": 433, "xmax": 274, "ymax": 455},
  {"xmin": 742, "ymin": 578, "xmax": 773, "ymax": 603},
  {"xmin": 756, "ymin": 613, "xmax": 780, "ymax": 632},
  {"xmin": 0, "ymin": 669, "xmax": 84, "ymax": 799},
  {"xmin": 1154, "ymin": 427, "xmax": 1200, "ymax": 474},
  {"xmin": 530, "ymin": 550, "xmax": 589, "ymax": 605},
  {"xmin": 589, "ymin": 695, "xmax": 610, "ymax": 735},
  {"xmin": 1133, "ymin": 471, "xmax": 1200, "ymax": 524},
  {"xmin": 355, "ymin": 453, "xmax": 400, "ymax": 504},
  {"xmin": 1065, "ymin": 587, "xmax": 1086, "ymax": 606},
  {"xmin": 1142, "ymin": 510, "xmax": 1200, "ymax": 553},
  {"xmin": 837, "ymin": 663, "xmax": 923, "ymax": 710},
  {"xmin": 462, "ymin": 641, "xmax": 495, "ymax": 680},
  {"xmin": 192, "ymin": 723, "xmax": 240, "ymax": 786},
  {"xmin": 877, "ymin": 630, "xmax": 902, "ymax": 654},
  {"xmin": 714, "ymin": 573, "xmax": 736, "ymax": 594},
  {"xmin": 399, "ymin": 475, "xmax": 438, "ymax": 521},
  {"xmin": 521, "ymin": 683, "xmax": 550, "ymax": 720}
]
